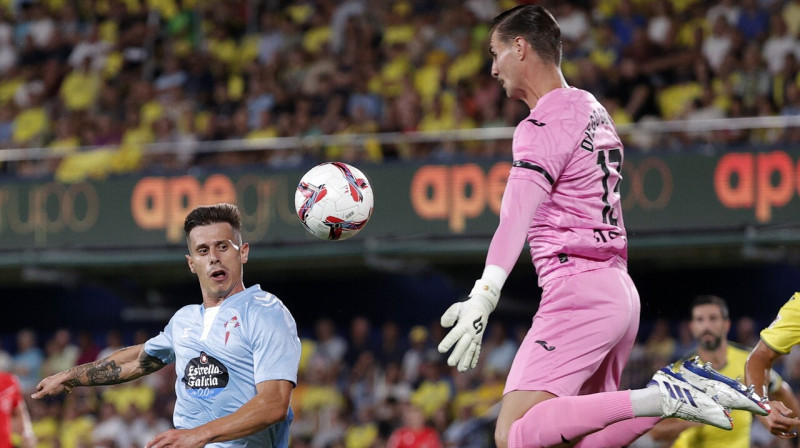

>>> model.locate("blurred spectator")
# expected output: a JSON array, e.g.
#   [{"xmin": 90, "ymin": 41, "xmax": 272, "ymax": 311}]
[
  {"xmin": 12, "ymin": 329, "xmax": 43, "ymax": 393},
  {"xmin": 40, "ymin": 329, "xmax": 78, "ymax": 379},
  {"xmin": 96, "ymin": 329, "xmax": 124, "ymax": 360},
  {"xmin": 734, "ymin": 316, "xmax": 760, "ymax": 348},
  {"xmin": 402, "ymin": 325, "xmax": 430, "ymax": 385},
  {"xmin": 257, "ymin": 11, "xmax": 288, "ymax": 66},
  {"xmin": 0, "ymin": 371, "xmax": 35, "ymax": 448},
  {"xmin": 101, "ymin": 378, "xmax": 155, "ymax": 415},
  {"xmin": 762, "ymin": 16, "xmax": 799, "ymax": 75},
  {"xmin": 0, "ymin": 12, "xmax": 16, "ymax": 75},
  {"xmin": 29, "ymin": 400, "xmax": 58, "ymax": 447},
  {"xmin": 706, "ymin": 0, "xmax": 741, "ymax": 26},
  {"xmin": 75, "ymin": 331, "xmax": 99, "ymax": 365},
  {"xmin": 59, "ymin": 56, "xmax": 101, "ymax": 112},
  {"xmin": 344, "ymin": 316, "xmax": 375, "ymax": 367},
  {"xmin": 732, "ymin": 42, "xmax": 770, "ymax": 110},
  {"xmin": 347, "ymin": 351, "xmax": 378, "ymax": 412},
  {"xmin": 735, "ymin": 0, "xmax": 769, "ymax": 42},
  {"xmin": 387, "ymin": 403, "xmax": 442, "ymax": 448},
  {"xmin": 673, "ymin": 319, "xmax": 695, "ymax": 359},
  {"xmin": 643, "ymin": 318, "xmax": 676, "ymax": 366},
  {"xmin": 313, "ymin": 318, "xmax": 347, "ymax": 364},
  {"xmin": 554, "ymin": 2, "xmax": 589, "ymax": 44},
  {"xmin": 130, "ymin": 407, "xmax": 172, "ymax": 448},
  {"xmin": 606, "ymin": 58, "xmax": 659, "ymax": 122},
  {"xmin": 67, "ymin": 26, "xmax": 110, "ymax": 72},
  {"xmin": 442, "ymin": 399, "xmax": 487, "ymax": 448},
  {"xmin": 646, "ymin": 0, "xmax": 674, "ymax": 49},
  {"xmin": 782, "ymin": 83, "xmax": 800, "ymax": 117},
  {"xmin": 153, "ymin": 54, "xmax": 187, "ymax": 97},
  {"xmin": 682, "ymin": 87, "xmax": 726, "ymax": 144},
  {"xmin": 311, "ymin": 408, "xmax": 347, "ymax": 448},
  {"xmin": 374, "ymin": 361, "xmax": 413, "ymax": 405},
  {"xmin": 91, "ymin": 402, "xmax": 128, "ymax": 448},
  {"xmin": 480, "ymin": 322, "xmax": 517, "ymax": 376},
  {"xmin": 785, "ymin": 0, "xmax": 800, "ymax": 37},
  {"xmin": 409, "ymin": 355, "xmax": 452, "ymax": 420},
  {"xmin": 608, "ymin": 0, "xmax": 646, "ymax": 48},
  {"xmin": 703, "ymin": 16, "xmax": 733, "ymax": 74},
  {"xmin": 344, "ymin": 405, "xmax": 380, "ymax": 448},
  {"xmin": 377, "ymin": 321, "xmax": 406, "ymax": 366}
]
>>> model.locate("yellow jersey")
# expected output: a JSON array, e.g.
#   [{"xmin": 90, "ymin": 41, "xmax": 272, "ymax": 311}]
[{"xmin": 761, "ymin": 292, "xmax": 800, "ymax": 354}]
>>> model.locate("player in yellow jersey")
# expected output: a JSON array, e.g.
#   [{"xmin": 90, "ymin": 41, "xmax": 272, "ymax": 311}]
[
  {"xmin": 648, "ymin": 295, "xmax": 798, "ymax": 447},
  {"xmin": 747, "ymin": 292, "xmax": 800, "ymax": 438}
]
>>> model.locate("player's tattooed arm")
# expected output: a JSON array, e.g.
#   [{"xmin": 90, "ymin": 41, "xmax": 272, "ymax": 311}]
[
  {"xmin": 64, "ymin": 358, "xmax": 123, "ymax": 387},
  {"xmin": 33, "ymin": 344, "xmax": 166, "ymax": 398},
  {"xmin": 65, "ymin": 344, "xmax": 165, "ymax": 387},
  {"xmin": 138, "ymin": 350, "xmax": 168, "ymax": 375}
]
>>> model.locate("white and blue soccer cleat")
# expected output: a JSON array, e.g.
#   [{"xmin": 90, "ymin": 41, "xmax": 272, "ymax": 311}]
[
  {"xmin": 680, "ymin": 356, "xmax": 770, "ymax": 416},
  {"xmin": 649, "ymin": 367, "xmax": 733, "ymax": 430}
]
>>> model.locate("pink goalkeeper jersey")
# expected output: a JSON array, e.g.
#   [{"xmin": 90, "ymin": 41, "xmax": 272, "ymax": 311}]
[{"xmin": 511, "ymin": 87, "xmax": 627, "ymax": 286}]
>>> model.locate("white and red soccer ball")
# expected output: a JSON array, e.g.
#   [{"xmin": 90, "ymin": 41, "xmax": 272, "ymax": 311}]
[{"xmin": 294, "ymin": 162, "xmax": 374, "ymax": 241}]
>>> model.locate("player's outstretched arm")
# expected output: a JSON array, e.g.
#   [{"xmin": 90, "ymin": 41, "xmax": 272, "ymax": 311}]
[
  {"xmin": 438, "ymin": 178, "xmax": 547, "ymax": 372},
  {"xmin": 144, "ymin": 379, "xmax": 293, "ymax": 448},
  {"xmin": 31, "ymin": 344, "xmax": 167, "ymax": 399},
  {"xmin": 746, "ymin": 341, "xmax": 800, "ymax": 437}
]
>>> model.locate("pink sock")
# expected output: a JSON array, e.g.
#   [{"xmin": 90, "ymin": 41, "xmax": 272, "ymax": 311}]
[
  {"xmin": 508, "ymin": 390, "xmax": 635, "ymax": 448},
  {"xmin": 574, "ymin": 417, "xmax": 661, "ymax": 447}
]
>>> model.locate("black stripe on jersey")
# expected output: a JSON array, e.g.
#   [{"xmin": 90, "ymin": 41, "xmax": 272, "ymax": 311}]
[{"xmin": 512, "ymin": 160, "xmax": 554, "ymax": 185}]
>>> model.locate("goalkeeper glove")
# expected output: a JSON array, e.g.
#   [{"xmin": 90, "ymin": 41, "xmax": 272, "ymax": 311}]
[{"xmin": 437, "ymin": 278, "xmax": 500, "ymax": 372}]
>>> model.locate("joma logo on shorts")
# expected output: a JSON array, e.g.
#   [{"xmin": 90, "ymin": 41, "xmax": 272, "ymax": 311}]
[{"xmin": 535, "ymin": 340, "xmax": 556, "ymax": 351}]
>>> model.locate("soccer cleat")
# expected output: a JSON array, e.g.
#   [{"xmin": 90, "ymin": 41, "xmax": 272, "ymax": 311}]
[
  {"xmin": 649, "ymin": 367, "xmax": 733, "ymax": 430},
  {"xmin": 680, "ymin": 356, "xmax": 770, "ymax": 416}
]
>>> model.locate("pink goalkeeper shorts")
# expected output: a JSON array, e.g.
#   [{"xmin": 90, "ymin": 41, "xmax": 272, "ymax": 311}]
[{"xmin": 504, "ymin": 267, "xmax": 641, "ymax": 397}]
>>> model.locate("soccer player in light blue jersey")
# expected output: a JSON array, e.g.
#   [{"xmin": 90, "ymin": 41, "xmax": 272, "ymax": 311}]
[{"xmin": 33, "ymin": 203, "xmax": 301, "ymax": 448}]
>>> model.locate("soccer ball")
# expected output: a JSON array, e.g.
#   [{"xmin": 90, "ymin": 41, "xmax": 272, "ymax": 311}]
[{"xmin": 295, "ymin": 162, "xmax": 374, "ymax": 241}]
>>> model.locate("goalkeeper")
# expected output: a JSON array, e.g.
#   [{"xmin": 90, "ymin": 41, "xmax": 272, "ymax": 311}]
[{"xmin": 440, "ymin": 4, "xmax": 687, "ymax": 448}]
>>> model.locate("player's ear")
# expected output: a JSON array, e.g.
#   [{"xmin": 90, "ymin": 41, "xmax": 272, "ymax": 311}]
[
  {"xmin": 240, "ymin": 243, "xmax": 249, "ymax": 264},
  {"xmin": 515, "ymin": 36, "xmax": 526, "ymax": 60},
  {"xmin": 186, "ymin": 254, "xmax": 195, "ymax": 274}
]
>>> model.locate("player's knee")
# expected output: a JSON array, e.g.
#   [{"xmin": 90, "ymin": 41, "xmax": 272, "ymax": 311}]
[{"xmin": 495, "ymin": 425, "xmax": 510, "ymax": 448}]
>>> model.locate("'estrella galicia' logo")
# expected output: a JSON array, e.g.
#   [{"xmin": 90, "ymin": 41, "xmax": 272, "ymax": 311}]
[
  {"xmin": 527, "ymin": 118, "xmax": 546, "ymax": 127},
  {"xmin": 472, "ymin": 317, "xmax": 484, "ymax": 334},
  {"xmin": 535, "ymin": 340, "xmax": 556, "ymax": 351},
  {"xmin": 182, "ymin": 351, "xmax": 229, "ymax": 398}
]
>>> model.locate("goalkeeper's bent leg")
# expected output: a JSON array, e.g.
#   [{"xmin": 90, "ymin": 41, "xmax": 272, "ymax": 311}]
[{"xmin": 505, "ymin": 390, "xmax": 650, "ymax": 448}]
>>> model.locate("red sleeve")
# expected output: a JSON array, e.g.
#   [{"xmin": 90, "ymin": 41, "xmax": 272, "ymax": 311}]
[{"xmin": 10, "ymin": 375, "xmax": 22, "ymax": 408}]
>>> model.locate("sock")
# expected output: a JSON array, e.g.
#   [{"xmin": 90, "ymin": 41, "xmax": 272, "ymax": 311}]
[
  {"xmin": 630, "ymin": 385, "xmax": 662, "ymax": 417},
  {"xmin": 574, "ymin": 417, "xmax": 661, "ymax": 447},
  {"xmin": 508, "ymin": 390, "xmax": 634, "ymax": 448}
]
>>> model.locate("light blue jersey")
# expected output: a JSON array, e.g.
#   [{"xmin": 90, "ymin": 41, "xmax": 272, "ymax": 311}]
[{"xmin": 144, "ymin": 285, "xmax": 301, "ymax": 447}]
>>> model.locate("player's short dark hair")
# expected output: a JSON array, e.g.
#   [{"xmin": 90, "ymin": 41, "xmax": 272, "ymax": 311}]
[
  {"xmin": 184, "ymin": 203, "xmax": 242, "ymax": 241},
  {"xmin": 692, "ymin": 295, "xmax": 730, "ymax": 320},
  {"xmin": 490, "ymin": 5, "xmax": 562, "ymax": 66}
]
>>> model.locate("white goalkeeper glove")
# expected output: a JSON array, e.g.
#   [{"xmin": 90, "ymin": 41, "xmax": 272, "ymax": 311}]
[{"xmin": 438, "ymin": 278, "xmax": 500, "ymax": 372}]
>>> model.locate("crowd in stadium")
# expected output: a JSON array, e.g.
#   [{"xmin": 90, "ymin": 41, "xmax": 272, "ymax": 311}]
[
  {"xmin": 0, "ymin": 0, "xmax": 799, "ymax": 179},
  {"xmin": 3, "ymin": 314, "xmax": 795, "ymax": 448}
]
